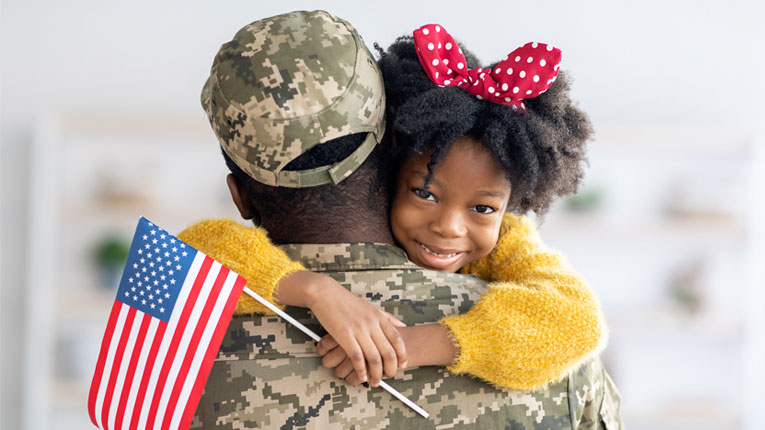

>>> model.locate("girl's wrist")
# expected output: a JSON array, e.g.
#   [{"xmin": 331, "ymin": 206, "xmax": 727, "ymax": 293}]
[
  {"xmin": 398, "ymin": 324, "xmax": 457, "ymax": 368},
  {"xmin": 274, "ymin": 270, "xmax": 321, "ymax": 308}
]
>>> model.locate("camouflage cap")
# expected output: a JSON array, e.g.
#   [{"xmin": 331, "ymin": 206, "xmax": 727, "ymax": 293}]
[{"xmin": 201, "ymin": 10, "xmax": 386, "ymax": 188}]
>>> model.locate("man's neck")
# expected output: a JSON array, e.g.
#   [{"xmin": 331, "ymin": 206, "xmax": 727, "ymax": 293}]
[{"xmin": 261, "ymin": 215, "xmax": 395, "ymax": 245}]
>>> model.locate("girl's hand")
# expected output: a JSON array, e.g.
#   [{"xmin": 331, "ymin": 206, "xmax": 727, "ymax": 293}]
[
  {"xmin": 317, "ymin": 336, "xmax": 366, "ymax": 385},
  {"xmin": 319, "ymin": 324, "xmax": 458, "ymax": 386},
  {"xmin": 275, "ymin": 271, "xmax": 408, "ymax": 386}
]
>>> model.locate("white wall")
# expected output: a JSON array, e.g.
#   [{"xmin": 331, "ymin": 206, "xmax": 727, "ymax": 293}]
[{"xmin": 2, "ymin": 1, "xmax": 764, "ymax": 429}]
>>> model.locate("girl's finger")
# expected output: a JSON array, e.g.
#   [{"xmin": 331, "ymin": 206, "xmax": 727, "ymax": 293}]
[
  {"xmin": 338, "ymin": 336, "xmax": 367, "ymax": 383},
  {"xmin": 380, "ymin": 319, "xmax": 408, "ymax": 369},
  {"xmin": 370, "ymin": 327, "xmax": 399, "ymax": 378},
  {"xmin": 344, "ymin": 370, "xmax": 365, "ymax": 386},
  {"xmin": 380, "ymin": 310, "xmax": 406, "ymax": 328},
  {"xmin": 333, "ymin": 356, "xmax": 355, "ymax": 380},
  {"xmin": 321, "ymin": 345, "xmax": 348, "ymax": 369},
  {"xmin": 317, "ymin": 334, "xmax": 339, "ymax": 356},
  {"xmin": 357, "ymin": 335, "xmax": 383, "ymax": 386}
]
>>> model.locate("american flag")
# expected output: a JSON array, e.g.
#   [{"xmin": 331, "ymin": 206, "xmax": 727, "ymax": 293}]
[{"xmin": 88, "ymin": 217, "xmax": 246, "ymax": 430}]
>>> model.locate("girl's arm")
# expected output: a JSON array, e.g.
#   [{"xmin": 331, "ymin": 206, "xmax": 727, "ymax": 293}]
[
  {"xmin": 440, "ymin": 213, "xmax": 607, "ymax": 389},
  {"xmin": 177, "ymin": 219, "xmax": 304, "ymax": 315},
  {"xmin": 177, "ymin": 219, "xmax": 407, "ymax": 386},
  {"xmin": 319, "ymin": 213, "xmax": 606, "ymax": 391}
]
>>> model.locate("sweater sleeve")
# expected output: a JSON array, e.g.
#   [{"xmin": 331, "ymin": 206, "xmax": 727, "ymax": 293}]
[
  {"xmin": 440, "ymin": 214, "xmax": 608, "ymax": 390},
  {"xmin": 177, "ymin": 219, "xmax": 306, "ymax": 316}
]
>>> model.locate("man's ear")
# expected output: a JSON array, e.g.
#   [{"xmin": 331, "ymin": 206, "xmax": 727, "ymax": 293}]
[{"xmin": 226, "ymin": 174, "xmax": 260, "ymax": 224}]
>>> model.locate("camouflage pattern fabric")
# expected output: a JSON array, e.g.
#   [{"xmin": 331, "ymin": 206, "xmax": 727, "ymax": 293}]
[
  {"xmin": 201, "ymin": 10, "xmax": 386, "ymax": 188},
  {"xmin": 191, "ymin": 243, "xmax": 623, "ymax": 429}
]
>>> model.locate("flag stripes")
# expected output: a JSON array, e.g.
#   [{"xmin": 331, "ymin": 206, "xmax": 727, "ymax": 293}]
[
  {"xmin": 178, "ymin": 274, "xmax": 247, "ymax": 430},
  {"xmin": 88, "ymin": 300, "xmax": 122, "ymax": 427},
  {"xmin": 113, "ymin": 313, "xmax": 152, "ymax": 430},
  {"xmin": 143, "ymin": 255, "xmax": 212, "ymax": 430},
  {"xmin": 88, "ymin": 237, "xmax": 245, "ymax": 430}
]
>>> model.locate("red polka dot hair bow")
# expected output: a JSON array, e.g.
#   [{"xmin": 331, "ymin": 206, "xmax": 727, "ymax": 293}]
[{"xmin": 413, "ymin": 24, "xmax": 562, "ymax": 112}]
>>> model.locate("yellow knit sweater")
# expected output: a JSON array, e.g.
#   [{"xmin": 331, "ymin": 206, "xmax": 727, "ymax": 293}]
[{"xmin": 177, "ymin": 214, "xmax": 606, "ymax": 390}]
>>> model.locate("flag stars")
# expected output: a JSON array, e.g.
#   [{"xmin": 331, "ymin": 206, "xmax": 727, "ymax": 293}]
[
  {"xmin": 157, "ymin": 298, "xmax": 163, "ymax": 304},
  {"xmin": 172, "ymin": 247, "xmax": 178, "ymax": 253},
  {"xmin": 141, "ymin": 299, "xmax": 147, "ymax": 305},
  {"xmin": 133, "ymin": 263, "xmax": 138, "ymax": 269},
  {"xmin": 150, "ymin": 230, "xmax": 156, "ymax": 236},
  {"xmin": 159, "ymin": 307, "xmax": 165, "ymax": 313},
  {"xmin": 151, "ymin": 271, "xmax": 156, "ymax": 277},
  {"xmin": 161, "ymin": 275, "xmax": 166, "ymax": 280},
  {"xmin": 150, "ymin": 303, "xmax": 155, "ymax": 309},
  {"xmin": 131, "ymin": 287, "xmax": 136, "ymax": 292},
  {"xmin": 160, "ymin": 234, "xmax": 166, "ymax": 240},
  {"xmin": 137, "ymin": 281, "xmax": 142, "ymax": 287},
  {"xmin": 170, "ymin": 279, "xmax": 176, "ymax": 285},
  {"xmin": 124, "ymin": 292, "xmax": 130, "ymax": 297},
  {"xmin": 143, "ymin": 234, "xmax": 148, "ymax": 240},
  {"xmin": 181, "ymin": 251, "xmax": 188, "ymax": 257},
  {"xmin": 164, "ymin": 251, "xmax": 170, "ymax": 257},
  {"xmin": 137, "ymin": 249, "xmax": 142, "ymax": 255},
  {"xmin": 140, "ymin": 258, "xmax": 145, "ymax": 264},
  {"xmin": 147, "ymin": 253, "xmax": 153, "ymax": 259},
  {"xmin": 169, "ymin": 270, "xmax": 175, "ymax": 276},
  {"xmin": 170, "ymin": 239, "xmax": 176, "ymax": 244},
  {"xmin": 129, "ymin": 277, "xmax": 134, "ymax": 283},
  {"xmin": 155, "ymin": 289, "xmax": 160, "ymax": 294},
  {"xmin": 145, "ymin": 244, "xmax": 150, "ymax": 249},
  {"xmin": 156, "ymin": 257, "xmax": 162, "ymax": 262},
  {"xmin": 164, "ymin": 293, "xmax": 170, "ymax": 298},
  {"xmin": 149, "ymin": 262, "xmax": 154, "ymax": 268},
  {"xmin": 162, "ymin": 244, "xmax": 168, "ymax": 249},
  {"xmin": 153, "ymin": 280, "xmax": 159, "ymax": 286},
  {"xmin": 133, "ymin": 295, "xmax": 138, "ymax": 301},
  {"xmin": 174, "ymin": 256, "xmax": 179, "ymax": 262},
  {"xmin": 154, "ymin": 248, "xmax": 160, "ymax": 254},
  {"xmin": 152, "ymin": 238, "xmax": 158, "ymax": 244},
  {"xmin": 163, "ymin": 284, "xmax": 168, "ymax": 290}
]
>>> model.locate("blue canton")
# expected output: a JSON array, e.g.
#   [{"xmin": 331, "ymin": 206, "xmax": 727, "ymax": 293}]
[{"xmin": 116, "ymin": 217, "xmax": 197, "ymax": 323}]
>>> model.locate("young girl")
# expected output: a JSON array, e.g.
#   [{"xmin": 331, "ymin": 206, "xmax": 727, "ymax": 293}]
[{"xmin": 181, "ymin": 24, "xmax": 605, "ymax": 391}]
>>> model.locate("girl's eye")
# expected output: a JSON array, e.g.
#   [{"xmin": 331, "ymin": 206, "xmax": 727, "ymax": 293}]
[
  {"xmin": 412, "ymin": 188, "xmax": 436, "ymax": 201},
  {"xmin": 472, "ymin": 205, "xmax": 496, "ymax": 214}
]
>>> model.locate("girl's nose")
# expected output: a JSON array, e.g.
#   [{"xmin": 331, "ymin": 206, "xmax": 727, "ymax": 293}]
[{"xmin": 431, "ymin": 208, "xmax": 468, "ymax": 238}]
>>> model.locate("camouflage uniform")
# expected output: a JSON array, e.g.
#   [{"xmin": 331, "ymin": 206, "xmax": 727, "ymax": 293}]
[{"xmin": 190, "ymin": 243, "xmax": 622, "ymax": 429}]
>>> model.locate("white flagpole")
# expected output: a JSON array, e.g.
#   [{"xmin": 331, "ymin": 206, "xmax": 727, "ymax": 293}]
[{"xmin": 242, "ymin": 287, "xmax": 430, "ymax": 419}]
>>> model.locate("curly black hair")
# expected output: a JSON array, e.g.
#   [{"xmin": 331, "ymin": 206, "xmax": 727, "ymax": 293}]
[{"xmin": 376, "ymin": 36, "xmax": 592, "ymax": 216}]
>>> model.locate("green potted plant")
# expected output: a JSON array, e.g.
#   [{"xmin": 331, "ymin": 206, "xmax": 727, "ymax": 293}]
[{"xmin": 91, "ymin": 234, "xmax": 130, "ymax": 289}]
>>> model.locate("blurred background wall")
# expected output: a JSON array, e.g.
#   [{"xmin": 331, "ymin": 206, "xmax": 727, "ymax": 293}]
[{"xmin": 2, "ymin": 1, "xmax": 764, "ymax": 429}]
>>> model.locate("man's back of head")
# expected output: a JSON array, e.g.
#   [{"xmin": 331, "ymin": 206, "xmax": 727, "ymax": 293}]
[{"xmin": 201, "ymin": 10, "xmax": 391, "ymax": 243}]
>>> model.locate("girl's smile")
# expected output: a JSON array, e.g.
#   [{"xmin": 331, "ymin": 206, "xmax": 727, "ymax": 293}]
[{"xmin": 391, "ymin": 136, "xmax": 512, "ymax": 273}]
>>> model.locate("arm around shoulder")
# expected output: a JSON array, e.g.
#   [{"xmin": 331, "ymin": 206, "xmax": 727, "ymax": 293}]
[
  {"xmin": 441, "ymin": 214, "xmax": 608, "ymax": 390},
  {"xmin": 177, "ymin": 219, "xmax": 305, "ymax": 315}
]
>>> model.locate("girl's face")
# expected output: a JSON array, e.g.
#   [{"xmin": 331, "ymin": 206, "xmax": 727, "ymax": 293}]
[{"xmin": 391, "ymin": 136, "xmax": 512, "ymax": 273}]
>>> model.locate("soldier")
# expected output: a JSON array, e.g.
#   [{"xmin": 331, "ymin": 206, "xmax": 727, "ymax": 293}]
[{"xmin": 184, "ymin": 10, "xmax": 622, "ymax": 429}]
